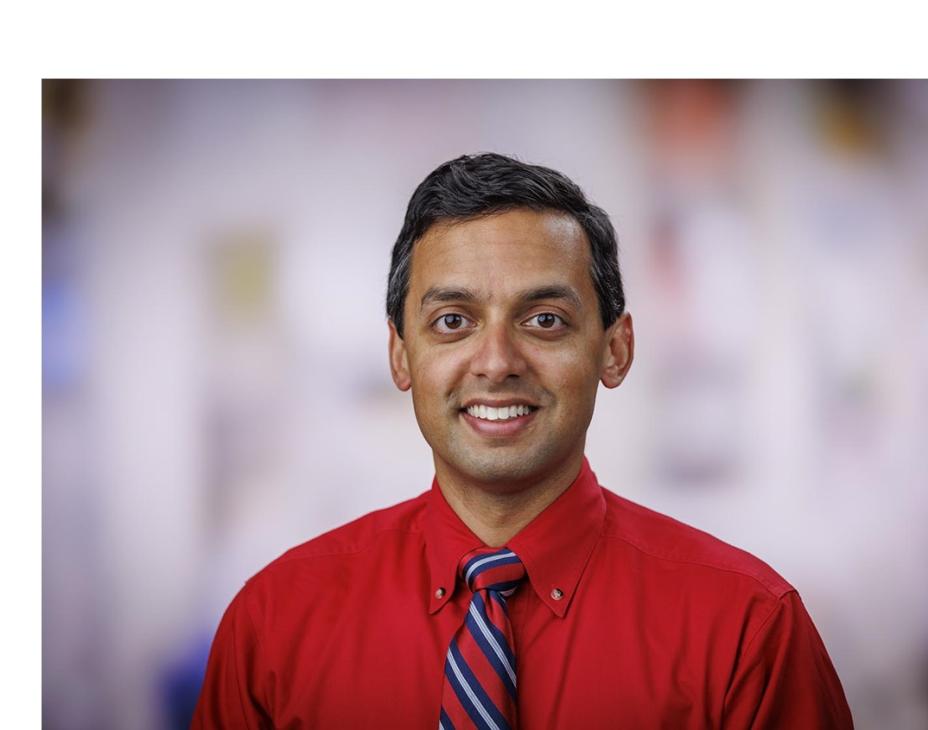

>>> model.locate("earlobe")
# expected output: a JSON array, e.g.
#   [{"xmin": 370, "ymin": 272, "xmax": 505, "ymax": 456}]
[
  {"xmin": 600, "ymin": 312, "xmax": 634, "ymax": 389},
  {"xmin": 388, "ymin": 320, "xmax": 412, "ymax": 391}
]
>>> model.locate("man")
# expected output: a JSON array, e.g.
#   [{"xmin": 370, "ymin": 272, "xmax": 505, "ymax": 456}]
[{"xmin": 193, "ymin": 153, "xmax": 853, "ymax": 728}]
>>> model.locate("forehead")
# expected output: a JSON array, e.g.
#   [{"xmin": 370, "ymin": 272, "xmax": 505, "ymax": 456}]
[{"xmin": 408, "ymin": 209, "xmax": 593, "ymax": 300}]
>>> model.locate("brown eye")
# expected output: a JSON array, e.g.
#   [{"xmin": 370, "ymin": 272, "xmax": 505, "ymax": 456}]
[
  {"xmin": 443, "ymin": 314, "xmax": 463, "ymax": 330},
  {"xmin": 524, "ymin": 312, "xmax": 565, "ymax": 330},
  {"xmin": 432, "ymin": 312, "xmax": 474, "ymax": 334}
]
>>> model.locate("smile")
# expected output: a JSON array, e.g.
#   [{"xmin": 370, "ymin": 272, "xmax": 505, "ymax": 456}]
[
  {"xmin": 459, "ymin": 402, "xmax": 540, "ymax": 437},
  {"xmin": 464, "ymin": 404, "xmax": 535, "ymax": 421}
]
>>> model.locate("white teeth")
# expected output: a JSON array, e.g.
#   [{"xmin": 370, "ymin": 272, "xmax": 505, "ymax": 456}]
[{"xmin": 465, "ymin": 404, "xmax": 533, "ymax": 421}]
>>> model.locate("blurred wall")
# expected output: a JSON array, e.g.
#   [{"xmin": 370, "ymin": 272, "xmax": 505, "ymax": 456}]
[{"xmin": 42, "ymin": 79, "xmax": 928, "ymax": 729}]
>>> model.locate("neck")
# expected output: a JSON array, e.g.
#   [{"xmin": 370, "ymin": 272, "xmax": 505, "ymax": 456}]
[{"xmin": 435, "ymin": 452, "xmax": 585, "ymax": 547}]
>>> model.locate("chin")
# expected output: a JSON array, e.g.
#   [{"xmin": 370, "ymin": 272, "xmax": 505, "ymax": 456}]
[{"xmin": 446, "ymin": 442, "xmax": 561, "ymax": 489}]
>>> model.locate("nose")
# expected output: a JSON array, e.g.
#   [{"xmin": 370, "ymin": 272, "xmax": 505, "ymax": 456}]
[{"xmin": 468, "ymin": 320, "xmax": 528, "ymax": 384}]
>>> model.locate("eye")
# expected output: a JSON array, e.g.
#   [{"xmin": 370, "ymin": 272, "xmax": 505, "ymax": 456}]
[
  {"xmin": 523, "ymin": 312, "xmax": 566, "ymax": 330},
  {"xmin": 431, "ymin": 312, "xmax": 474, "ymax": 334}
]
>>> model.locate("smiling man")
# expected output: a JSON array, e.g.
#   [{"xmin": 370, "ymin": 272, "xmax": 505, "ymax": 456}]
[{"xmin": 194, "ymin": 153, "xmax": 853, "ymax": 729}]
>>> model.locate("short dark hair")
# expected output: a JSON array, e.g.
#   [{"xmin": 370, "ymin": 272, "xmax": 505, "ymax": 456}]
[{"xmin": 386, "ymin": 152, "xmax": 625, "ymax": 337}]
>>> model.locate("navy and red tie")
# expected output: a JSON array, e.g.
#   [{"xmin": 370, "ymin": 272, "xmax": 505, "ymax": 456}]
[{"xmin": 439, "ymin": 546, "xmax": 526, "ymax": 730}]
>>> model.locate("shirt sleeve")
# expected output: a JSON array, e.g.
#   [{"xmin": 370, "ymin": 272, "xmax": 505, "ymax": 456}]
[
  {"xmin": 722, "ymin": 590, "xmax": 853, "ymax": 729},
  {"xmin": 191, "ymin": 586, "xmax": 273, "ymax": 730}
]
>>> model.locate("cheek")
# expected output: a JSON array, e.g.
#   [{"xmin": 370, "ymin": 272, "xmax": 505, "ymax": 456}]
[
  {"xmin": 527, "ymin": 345, "xmax": 599, "ymax": 392},
  {"xmin": 408, "ymin": 347, "xmax": 467, "ymax": 402}
]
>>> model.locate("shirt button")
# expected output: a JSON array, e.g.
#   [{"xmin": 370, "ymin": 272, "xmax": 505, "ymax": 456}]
[
  {"xmin": 550, "ymin": 588, "xmax": 564, "ymax": 600},
  {"xmin": 435, "ymin": 587, "xmax": 446, "ymax": 599}
]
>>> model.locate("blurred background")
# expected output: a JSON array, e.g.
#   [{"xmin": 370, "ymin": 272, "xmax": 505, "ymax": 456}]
[{"xmin": 42, "ymin": 79, "xmax": 928, "ymax": 729}]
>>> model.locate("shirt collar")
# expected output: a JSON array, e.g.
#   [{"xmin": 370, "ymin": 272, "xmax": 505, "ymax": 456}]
[{"xmin": 423, "ymin": 457, "xmax": 606, "ymax": 618}]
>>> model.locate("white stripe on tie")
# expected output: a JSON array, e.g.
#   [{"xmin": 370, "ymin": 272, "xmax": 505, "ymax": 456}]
[
  {"xmin": 469, "ymin": 602, "xmax": 516, "ymax": 686},
  {"xmin": 447, "ymin": 648, "xmax": 500, "ymax": 730},
  {"xmin": 465, "ymin": 551, "xmax": 516, "ymax": 583}
]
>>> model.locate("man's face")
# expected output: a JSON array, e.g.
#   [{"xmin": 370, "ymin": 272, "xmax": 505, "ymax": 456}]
[{"xmin": 389, "ymin": 208, "xmax": 633, "ymax": 492}]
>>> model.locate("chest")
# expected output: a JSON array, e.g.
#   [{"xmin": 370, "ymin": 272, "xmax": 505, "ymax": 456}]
[{"xmin": 264, "ymin": 585, "xmax": 731, "ymax": 729}]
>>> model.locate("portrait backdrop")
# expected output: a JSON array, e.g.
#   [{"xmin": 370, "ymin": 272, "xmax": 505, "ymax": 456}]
[{"xmin": 43, "ymin": 79, "xmax": 928, "ymax": 729}]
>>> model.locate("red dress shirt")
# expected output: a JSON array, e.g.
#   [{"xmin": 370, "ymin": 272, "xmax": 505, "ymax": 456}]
[{"xmin": 193, "ymin": 459, "xmax": 853, "ymax": 729}]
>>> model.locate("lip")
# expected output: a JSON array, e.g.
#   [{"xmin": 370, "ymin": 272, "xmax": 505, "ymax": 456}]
[
  {"xmin": 460, "ymin": 398, "xmax": 539, "ymax": 409},
  {"xmin": 459, "ymin": 406, "xmax": 539, "ymax": 438}
]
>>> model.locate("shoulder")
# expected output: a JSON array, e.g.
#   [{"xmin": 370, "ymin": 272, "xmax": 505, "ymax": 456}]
[
  {"xmin": 235, "ymin": 491, "xmax": 429, "ymax": 609},
  {"xmin": 600, "ymin": 487, "xmax": 793, "ymax": 599},
  {"xmin": 268, "ymin": 491, "xmax": 428, "ymax": 565}
]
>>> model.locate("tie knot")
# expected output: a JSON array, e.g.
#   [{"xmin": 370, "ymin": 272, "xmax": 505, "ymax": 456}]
[{"xmin": 459, "ymin": 547, "xmax": 525, "ymax": 594}]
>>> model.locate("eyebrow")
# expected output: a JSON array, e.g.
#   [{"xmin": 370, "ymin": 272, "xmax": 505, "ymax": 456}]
[
  {"xmin": 419, "ymin": 287, "xmax": 478, "ymax": 310},
  {"xmin": 419, "ymin": 284, "xmax": 582, "ymax": 311},
  {"xmin": 521, "ymin": 285, "xmax": 582, "ymax": 310}
]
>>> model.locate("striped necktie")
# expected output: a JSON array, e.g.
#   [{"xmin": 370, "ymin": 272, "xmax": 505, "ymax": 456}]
[{"xmin": 439, "ymin": 546, "xmax": 526, "ymax": 730}]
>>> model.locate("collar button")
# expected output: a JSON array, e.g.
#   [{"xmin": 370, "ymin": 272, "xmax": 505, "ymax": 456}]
[
  {"xmin": 550, "ymin": 588, "xmax": 564, "ymax": 600},
  {"xmin": 435, "ymin": 587, "xmax": 446, "ymax": 599}
]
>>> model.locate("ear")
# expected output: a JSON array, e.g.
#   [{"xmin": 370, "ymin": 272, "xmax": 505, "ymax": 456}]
[
  {"xmin": 600, "ymin": 312, "xmax": 634, "ymax": 389},
  {"xmin": 388, "ymin": 319, "xmax": 412, "ymax": 391}
]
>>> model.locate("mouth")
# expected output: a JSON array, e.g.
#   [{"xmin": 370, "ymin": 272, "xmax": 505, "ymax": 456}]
[
  {"xmin": 458, "ymin": 401, "xmax": 540, "ymax": 437},
  {"xmin": 461, "ymin": 403, "xmax": 538, "ymax": 422}
]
